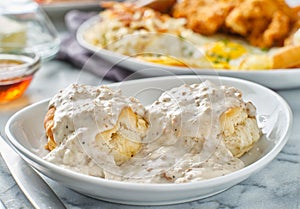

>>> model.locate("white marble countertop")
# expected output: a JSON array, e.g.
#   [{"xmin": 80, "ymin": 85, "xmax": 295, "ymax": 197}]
[{"xmin": 1, "ymin": 4, "xmax": 300, "ymax": 209}]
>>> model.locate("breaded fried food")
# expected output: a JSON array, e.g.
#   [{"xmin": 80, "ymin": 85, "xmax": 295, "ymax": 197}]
[
  {"xmin": 225, "ymin": 0, "xmax": 296, "ymax": 48},
  {"xmin": 172, "ymin": 0, "xmax": 236, "ymax": 35},
  {"xmin": 172, "ymin": 0, "xmax": 299, "ymax": 48},
  {"xmin": 284, "ymin": 16, "xmax": 300, "ymax": 45}
]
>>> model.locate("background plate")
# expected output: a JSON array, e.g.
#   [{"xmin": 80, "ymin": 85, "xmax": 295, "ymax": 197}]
[
  {"xmin": 38, "ymin": 0, "xmax": 100, "ymax": 11},
  {"xmin": 77, "ymin": 16, "xmax": 300, "ymax": 90}
]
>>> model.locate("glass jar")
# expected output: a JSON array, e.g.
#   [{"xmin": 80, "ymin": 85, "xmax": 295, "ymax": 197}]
[
  {"xmin": 0, "ymin": 0, "xmax": 60, "ymax": 61},
  {"xmin": 0, "ymin": 51, "xmax": 41, "ymax": 103}
]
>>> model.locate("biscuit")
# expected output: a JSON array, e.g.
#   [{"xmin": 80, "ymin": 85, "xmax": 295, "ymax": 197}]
[
  {"xmin": 96, "ymin": 107, "xmax": 148, "ymax": 165},
  {"xmin": 220, "ymin": 106, "xmax": 261, "ymax": 157}
]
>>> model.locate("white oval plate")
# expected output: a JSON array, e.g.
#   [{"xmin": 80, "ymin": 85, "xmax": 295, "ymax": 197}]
[
  {"xmin": 77, "ymin": 16, "xmax": 300, "ymax": 90},
  {"xmin": 5, "ymin": 75, "xmax": 292, "ymax": 205}
]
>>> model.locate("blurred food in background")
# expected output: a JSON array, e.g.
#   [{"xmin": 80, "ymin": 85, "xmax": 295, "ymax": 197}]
[
  {"xmin": 35, "ymin": 0, "xmax": 99, "ymax": 5},
  {"xmin": 82, "ymin": 1, "xmax": 300, "ymax": 70},
  {"xmin": 172, "ymin": 0, "xmax": 299, "ymax": 48}
]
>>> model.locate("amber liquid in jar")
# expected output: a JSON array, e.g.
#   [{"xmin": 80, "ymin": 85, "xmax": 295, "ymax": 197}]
[{"xmin": 0, "ymin": 60, "xmax": 33, "ymax": 103}]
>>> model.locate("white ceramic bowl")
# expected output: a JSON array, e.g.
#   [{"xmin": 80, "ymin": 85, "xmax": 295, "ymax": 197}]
[{"xmin": 5, "ymin": 75, "xmax": 292, "ymax": 205}]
